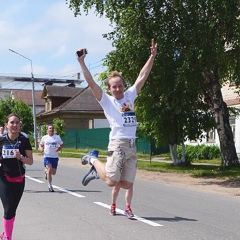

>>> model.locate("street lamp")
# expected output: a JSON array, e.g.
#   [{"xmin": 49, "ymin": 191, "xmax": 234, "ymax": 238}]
[{"xmin": 9, "ymin": 49, "xmax": 38, "ymax": 150}]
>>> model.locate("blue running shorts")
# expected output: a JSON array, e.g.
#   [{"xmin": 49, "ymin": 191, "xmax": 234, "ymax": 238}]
[{"xmin": 44, "ymin": 157, "xmax": 59, "ymax": 169}]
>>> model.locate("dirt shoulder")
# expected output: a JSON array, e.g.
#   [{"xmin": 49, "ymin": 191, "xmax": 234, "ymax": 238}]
[
  {"xmin": 136, "ymin": 170, "xmax": 240, "ymax": 197},
  {"xmin": 33, "ymin": 153, "xmax": 240, "ymax": 197}
]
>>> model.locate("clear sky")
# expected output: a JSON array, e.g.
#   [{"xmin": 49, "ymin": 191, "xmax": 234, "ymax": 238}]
[{"xmin": 0, "ymin": 0, "xmax": 114, "ymax": 89}]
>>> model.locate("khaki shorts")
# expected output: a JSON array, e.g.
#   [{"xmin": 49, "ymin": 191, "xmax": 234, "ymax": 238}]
[{"xmin": 105, "ymin": 139, "xmax": 137, "ymax": 183}]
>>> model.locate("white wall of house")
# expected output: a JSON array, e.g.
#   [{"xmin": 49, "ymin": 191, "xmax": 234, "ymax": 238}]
[
  {"xmin": 0, "ymin": 90, "xmax": 10, "ymax": 100},
  {"xmin": 212, "ymin": 116, "xmax": 240, "ymax": 157},
  {"xmin": 234, "ymin": 116, "xmax": 240, "ymax": 156},
  {"xmin": 185, "ymin": 134, "xmax": 208, "ymax": 146},
  {"xmin": 185, "ymin": 115, "xmax": 240, "ymax": 157},
  {"xmin": 93, "ymin": 119, "xmax": 109, "ymax": 128}
]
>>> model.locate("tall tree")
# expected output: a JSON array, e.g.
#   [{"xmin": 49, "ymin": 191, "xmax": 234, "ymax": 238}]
[
  {"xmin": 0, "ymin": 97, "xmax": 33, "ymax": 134},
  {"xmin": 53, "ymin": 118, "xmax": 65, "ymax": 139},
  {"xmin": 68, "ymin": 0, "xmax": 240, "ymax": 166}
]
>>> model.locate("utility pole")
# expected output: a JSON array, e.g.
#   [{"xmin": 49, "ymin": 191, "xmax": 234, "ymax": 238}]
[{"xmin": 9, "ymin": 49, "xmax": 38, "ymax": 150}]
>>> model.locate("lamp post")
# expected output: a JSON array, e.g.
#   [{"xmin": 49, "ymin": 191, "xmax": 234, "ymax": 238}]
[{"xmin": 9, "ymin": 49, "xmax": 38, "ymax": 150}]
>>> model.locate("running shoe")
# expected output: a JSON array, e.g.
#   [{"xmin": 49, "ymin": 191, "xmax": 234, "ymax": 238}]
[
  {"xmin": 109, "ymin": 206, "xmax": 116, "ymax": 216},
  {"xmin": 81, "ymin": 150, "xmax": 99, "ymax": 165},
  {"xmin": 82, "ymin": 166, "xmax": 99, "ymax": 186},
  {"xmin": 124, "ymin": 208, "xmax": 134, "ymax": 218},
  {"xmin": 0, "ymin": 232, "xmax": 9, "ymax": 240},
  {"xmin": 48, "ymin": 185, "xmax": 54, "ymax": 192}
]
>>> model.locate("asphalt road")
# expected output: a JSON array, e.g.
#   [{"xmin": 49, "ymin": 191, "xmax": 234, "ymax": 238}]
[{"xmin": 2, "ymin": 154, "xmax": 240, "ymax": 240}]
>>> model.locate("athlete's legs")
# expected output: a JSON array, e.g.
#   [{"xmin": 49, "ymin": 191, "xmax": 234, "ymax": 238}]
[
  {"xmin": 125, "ymin": 187, "xmax": 133, "ymax": 206},
  {"xmin": 92, "ymin": 160, "xmax": 116, "ymax": 186},
  {"xmin": 46, "ymin": 164, "xmax": 53, "ymax": 184},
  {"xmin": 0, "ymin": 176, "xmax": 25, "ymax": 239},
  {"xmin": 112, "ymin": 185, "xmax": 120, "ymax": 205},
  {"xmin": 124, "ymin": 187, "xmax": 134, "ymax": 218},
  {"xmin": 109, "ymin": 185, "xmax": 120, "ymax": 216},
  {"xmin": 51, "ymin": 168, "xmax": 57, "ymax": 175}
]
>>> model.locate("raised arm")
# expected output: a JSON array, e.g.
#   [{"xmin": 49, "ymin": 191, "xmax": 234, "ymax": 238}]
[
  {"xmin": 76, "ymin": 50, "xmax": 103, "ymax": 101},
  {"xmin": 134, "ymin": 39, "xmax": 158, "ymax": 94}
]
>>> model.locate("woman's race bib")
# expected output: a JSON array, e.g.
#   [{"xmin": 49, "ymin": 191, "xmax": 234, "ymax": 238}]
[{"xmin": 2, "ymin": 145, "xmax": 19, "ymax": 159}]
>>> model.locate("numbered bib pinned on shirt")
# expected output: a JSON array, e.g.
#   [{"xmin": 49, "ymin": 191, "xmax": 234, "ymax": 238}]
[
  {"xmin": 2, "ymin": 145, "xmax": 19, "ymax": 159},
  {"xmin": 122, "ymin": 112, "xmax": 137, "ymax": 127}
]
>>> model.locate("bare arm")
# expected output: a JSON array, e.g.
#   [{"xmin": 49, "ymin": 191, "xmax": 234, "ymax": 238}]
[
  {"xmin": 76, "ymin": 50, "xmax": 103, "ymax": 101},
  {"xmin": 15, "ymin": 149, "xmax": 33, "ymax": 165},
  {"xmin": 39, "ymin": 143, "xmax": 44, "ymax": 152},
  {"xmin": 134, "ymin": 39, "xmax": 158, "ymax": 94},
  {"xmin": 56, "ymin": 143, "xmax": 64, "ymax": 152},
  {"xmin": 22, "ymin": 150, "xmax": 33, "ymax": 165}
]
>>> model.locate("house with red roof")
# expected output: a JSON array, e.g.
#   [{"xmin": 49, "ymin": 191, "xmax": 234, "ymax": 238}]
[{"xmin": 36, "ymin": 85, "xmax": 107, "ymax": 130}]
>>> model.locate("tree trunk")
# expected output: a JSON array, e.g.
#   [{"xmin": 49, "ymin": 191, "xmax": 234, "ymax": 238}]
[
  {"xmin": 169, "ymin": 143, "xmax": 186, "ymax": 166},
  {"xmin": 202, "ymin": 70, "xmax": 239, "ymax": 166},
  {"xmin": 180, "ymin": 143, "xmax": 186, "ymax": 162},
  {"xmin": 216, "ymin": 101, "xmax": 239, "ymax": 166}
]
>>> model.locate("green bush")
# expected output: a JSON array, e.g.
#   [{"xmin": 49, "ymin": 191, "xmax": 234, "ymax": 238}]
[{"xmin": 177, "ymin": 144, "xmax": 221, "ymax": 162}]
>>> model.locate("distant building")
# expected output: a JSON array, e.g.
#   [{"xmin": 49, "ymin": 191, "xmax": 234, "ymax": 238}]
[
  {"xmin": 37, "ymin": 85, "xmax": 107, "ymax": 130},
  {"xmin": 0, "ymin": 75, "xmax": 84, "ymax": 115},
  {"xmin": 11, "ymin": 89, "xmax": 45, "ymax": 114},
  {"xmin": 0, "ymin": 88, "xmax": 45, "ymax": 114}
]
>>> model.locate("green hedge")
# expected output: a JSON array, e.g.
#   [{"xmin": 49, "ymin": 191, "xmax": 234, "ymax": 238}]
[{"xmin": 177, "ymin": 144, "xmax": 221, "ymax": 161}]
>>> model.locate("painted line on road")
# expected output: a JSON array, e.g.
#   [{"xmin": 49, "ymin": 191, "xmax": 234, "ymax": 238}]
[
  {"xmin": 26, "ymin": 175, "xmax": 161, "ymax": 226},
  {"xmin": 25, "ymin": 175, "xmax": 85, "ymax": 198},
  {"xmin": 52, "ymin": 185, "xmax": 85, "ymax": 198},
  {"xmin": 94, "ymin": 202, "xmax": 163, "ymax": 227},
  {"xmin": 25, "ymin": 175, "xmax": 45, "ymax": 183}
]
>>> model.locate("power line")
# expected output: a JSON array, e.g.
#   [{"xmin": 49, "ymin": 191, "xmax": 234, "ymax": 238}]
[
  {"xmin": 20, "ymin": 81, "xmax": 31, "ymax": 89},
  {"xmin": 52, "ymin": 59, "xmax": 105, "ymax": 79},
  {"xmin": 1, "ymin": 80, "xmax": 23, "ymax": 88},
  {"xmin": 0, "ymin": 59, "xmax": 106, "ymax": 81}
]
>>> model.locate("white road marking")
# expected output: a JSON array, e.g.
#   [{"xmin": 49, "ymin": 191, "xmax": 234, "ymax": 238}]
[
  {"xmin": 94, "ymin": 202, "xmax": 163, "ymax": 227},
  {"xmin": 25, "ymin": 175, "xmax": 85, "ymax": 198},
  {"xmin": 25, "ymin": 175, "xmax": 44, "ymax": 183},
  {"xmin": 52, "ymin": 185, "xmax": 85, "ymax": 198},
  {"xmin": 26, "ymin": 175, "xmax": 162, "ymax": 227}
]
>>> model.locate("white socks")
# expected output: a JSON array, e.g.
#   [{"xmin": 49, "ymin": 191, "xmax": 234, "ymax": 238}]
[{"xmin": 90, "ymin": 157, "xmax": 97, "ymax": 165}]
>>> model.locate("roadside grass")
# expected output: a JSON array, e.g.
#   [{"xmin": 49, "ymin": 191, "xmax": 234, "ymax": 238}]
[
  {"xmin": 137, "ymin": 161, "xmax": 240, "ymax": 179},
  {"xmin": 33, "ymin": 148, "xmax": 240, "ymax": 179}
]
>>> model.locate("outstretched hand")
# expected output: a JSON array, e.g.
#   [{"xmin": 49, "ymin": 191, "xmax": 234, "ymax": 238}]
[
  {"xmin": 76, "ymin": 48, "xmax": 87, "ymax": 62},
  {"xmin": 150, "ymin": 38, "xmax": 157, "ymax": 57}
]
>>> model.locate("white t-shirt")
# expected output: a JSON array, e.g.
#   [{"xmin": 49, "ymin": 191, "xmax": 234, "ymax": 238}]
[
  {"xmin": 99, "ymin": 86, "xmax": 138, "ymax": 140},
  {"xmin": 40, "ymin": 134, "xmax": 63, "ymax": 158}
]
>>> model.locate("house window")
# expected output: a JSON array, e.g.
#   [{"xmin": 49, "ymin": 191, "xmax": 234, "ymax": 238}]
[
  {"xmin": 207, "ymin": 129, "xmax": 215, "ymax": 143},
  {"xmin": 207, "ymin": 117, "xmax": 236, "ymax": 143},
  {"xmin": 46, "ymin": 99, "xmax": 52, "ymax": 112}
]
